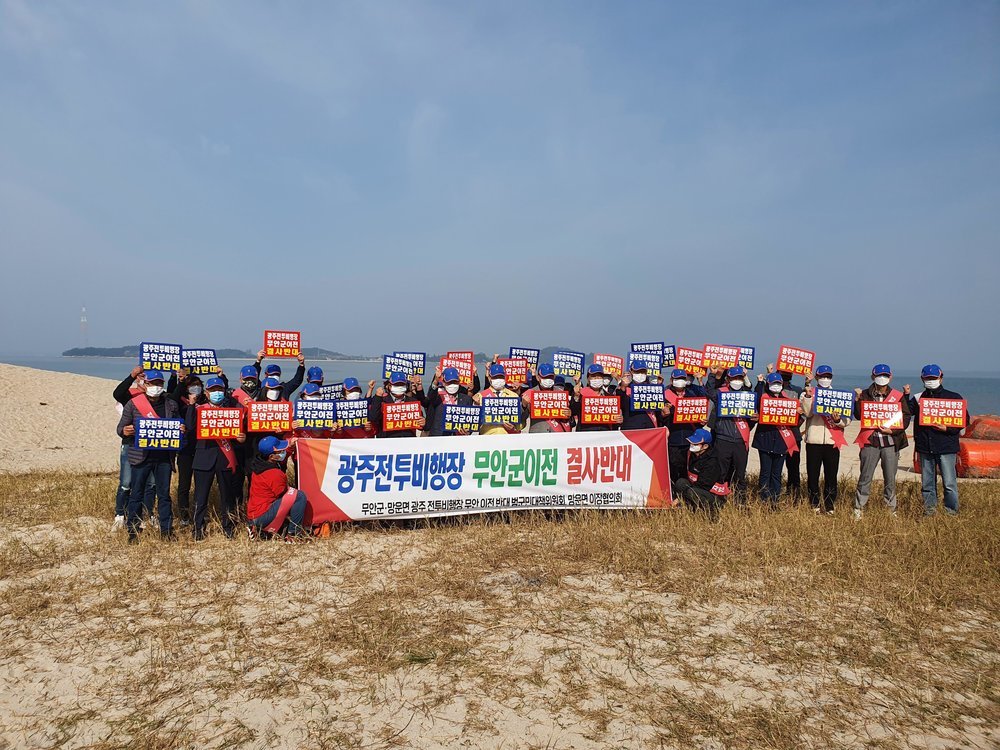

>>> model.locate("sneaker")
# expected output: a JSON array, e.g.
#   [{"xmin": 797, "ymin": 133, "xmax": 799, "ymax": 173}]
[
  {"xmin": 247, "ymin": 525, "xmax": 259, "ymax": 541},
  {"xmin": 812, "ymin": 506, "xmax": 821, "ymax": 515},
  {"xmin": 112, "ymin": 515, "xmax": 125, "ymax": 531},
  {"xmin": 853, "ymin": 508, "xmax": 862, "ymax": 521},
  {"xmin": 824, "ymin": 510, "xmax": 835, "ymax": 516},
  {"xmin": 283, "ymin": 534, "xmax": 311, "ymax": 545}
]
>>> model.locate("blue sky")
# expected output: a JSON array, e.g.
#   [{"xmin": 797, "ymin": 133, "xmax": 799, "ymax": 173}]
[{"xmin": 1, "ymin": 1, "xmax": 998, "ymax": 371}]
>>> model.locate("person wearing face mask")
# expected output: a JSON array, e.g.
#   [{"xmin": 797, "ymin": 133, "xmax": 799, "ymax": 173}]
[
  {"xmin": 751, "ymin": 372, "xmax": 804, "ymax": 507},
  {"xmin": 776, "ymin": 368, "xmax": 804, "ymax": 501},
  {"xmin": 116, "ymin": 370, "xmax": 182, "ymax": 542},
  {"xmin": 427, "ymin": 366, "xmax": 477, "ymax": 436},
  {"xmin": 909, "ymin": 365, "xmax": 968, "ymax": 517},
  {"xmin": 170, "ymin": 372, "xmax": 207, "ymax": 527},
  {"xmin": 257, "ymin": 352, "xmax": 307, "ymax": 400},
  {"xmin": 618, "ymin": 360, "xmax": 672, "ymax": 431},
  {"xmin": 369, "ymin": 372, "xmax": 427, "ymax": 438},
  {"xmin": 662, "ymin": 368, "xmax": 712, "ymax": 483},
  {"xmin": 705, "ymin": 366, "xmax": 756, "ymax": 503},
  {"xmin": 799, "ymin": 365, "xmax": 850, "ymax": 515},
  {"xmin": 247, "ymin": 436, "xmax": 310, "ymax": 542},
  {"xmin": 852, "ymin": 364, "xmax": 912, "ymax": 519},
  {"xmin": 672, "ymin": 429, "xmax": 726, "ymax": 521},
  {"xmin": 331, "ymin": 377, "xmax": 376, "ymax": 439},
  {"xmin": 291, "ymin": 383, "xmax": 337, "ymax": 439},
  {"xmin": 111, "ymin": 366, "xmax": 155, "ymax": 530},
  {"xmin": 186, "ymin": 377, "xmax": 246, "ymax": 540},
  {"xmin": 572, "ymin": 364, "xmax": 624, "ymax": 432},
  {"xmin": 522, "ymin": 363, "xmax": 573, "ymax": 433},
  {"xmin": 473, "ymin": 363, "xmax": 525, "ymax": 435}
]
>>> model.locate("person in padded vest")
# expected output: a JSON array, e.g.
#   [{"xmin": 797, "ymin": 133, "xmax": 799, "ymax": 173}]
[
  {"xmin": 473, "ymin": 362, "xmax": 526, "ymax": 435},
  {"xmin": 617, "ymin": 359, "xmax": 671, "ymax": 431},
  {"xmin": 752, "ymin": 372, "xmax": 804, "ymax": 507},
  {"xmin": 908, "ymin": 364, "xmax": 969, "ymax": 517},
  {"xmin": 427, "ymin": 366, "xmax": 476, "ymax": 436},
  {"xmin": 800, "ymin": 365, "xmax": 850, "ymax": 515},
  {"xmin": 112, "ymin": 366, "xmax": 155, "ymax": 530},
  {"xmin": 369, "ymin": 371, "xmax": 427, "ymax": 438},
  {"xmin": 522, "ymin": 363, "xmax": 573, "ymax": 434},
  {"xmin": 115, "ymin": 370, "xmax": 181, "ymax": 542},
  {"xmin": 247, "ymin": 436, "xmax": 309, "ymax": 542},
  {"xmin": 673, "ymin": 428, "xmax": 726, "ymax": 521},
  {"xmin": 852, "ymin": 364, "xmax": 911, "ymax": 519},
  {"xmin": 572, "ymin": 364, "xmax": 624, "ymax": 432},
  {"xmin": 661, "ymin": 367, "xmax": 712, "ymax": 483},
  {"xmin": 185, "ymin": 377, "xmax": 246, "ymax": 540},
  {"xmin": 705, "ymin": 366, "xmax": 757, "ymax": 503}
]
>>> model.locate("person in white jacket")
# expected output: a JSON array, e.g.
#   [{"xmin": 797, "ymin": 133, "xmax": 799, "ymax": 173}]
[{"xmin": 800, "ymin": 366, "xmax": 850, "ymax": 515}]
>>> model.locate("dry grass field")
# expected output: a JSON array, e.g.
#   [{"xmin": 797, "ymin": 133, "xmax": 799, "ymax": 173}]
[{"xmin": 1, "ymin": 471, "xmax": 998, "ymax": 749}]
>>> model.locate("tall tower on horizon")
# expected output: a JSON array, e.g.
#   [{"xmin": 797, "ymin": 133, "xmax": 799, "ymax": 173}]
[{"xmin": 80, "ymin": 305, "xmax": 88, "ymax": 347}]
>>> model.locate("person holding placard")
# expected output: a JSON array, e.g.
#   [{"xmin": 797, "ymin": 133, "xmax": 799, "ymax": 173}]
[
  {"xmin": 116, "ymin": 370, "xmax": 181, "ymax": 542},
  {"xmin": 662, "ymin": 368, "xmax": 712, "ymax": 483},
  {"xmin": 260, "ymin": 352, "xmax": 306, "ymax": 400},
  {"xmin": 572, "ymin": 364, "xmax": 624, "ymax": 432},
  {"xmin": 473, "ymin": 362, "xmax": 525, "ymax": 435},
  {"xmin": 705, "ymin": 366, "xmax": 756, "ymax": 503},
  {"xmin": 332, "ymin": 378, "xmax": 376, "ymax": 439},
  {"xmin": 170, "ymin": 371, "xmax": 208, "ymax": 527},
  {"xmin": 427, "ymin": 366, "xmax": 476, "ymax": 436},
  {"xmin": 369, "ymin": 372, "xmax": 426, "ymax": 438},
  {"xmin": 800, "ymin": 365, "xmax": 850, "ymax": 515},
  {"xmin": 909, "ymin": 365, "xmax": 968, "ymax": 516},
  {"xmin": 673, "ymin": 429, "xmax": 726, "ymax": 521},
  {"xmin": 522, "ymin": 363, "xmax": 573, "ymax": 433},
  {"xmin": 618, "ymin": 360, "xmax": 670, "ymax": 431},
  {"xmin": 852, "ymin": 364, "xmax": 911, "ymax": 519},
  {"xmin": 776, "ymin": 365, "xmax": 804, "ymax": 501},
  {"xmin": 752, "ymin": 372, "xmax": 804, "ymax": 506},
  {"xmin": 111, "ymin": 366, "xmax": 155, "ymax": 530}
]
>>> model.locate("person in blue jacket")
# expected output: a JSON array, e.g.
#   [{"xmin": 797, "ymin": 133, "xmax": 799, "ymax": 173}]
[{"xmin": 908, "ymin": 364, "xmax": 969, "ymax": 516}]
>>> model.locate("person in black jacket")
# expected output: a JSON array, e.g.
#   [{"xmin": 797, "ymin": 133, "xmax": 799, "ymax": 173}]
[
  {"xmin": 260, "ymin": 352, "xmax": 306, "ymax": 399},
  {"xmin": 908, "ymin": 364, "xmax": 968, "ymax": 516},
  {"xmin": 673, "ymin": 428, "xmax": 725, "ymax": 521},
  {"xmin": 170, "ymin": 371, "xmax": 206, "ymax": 526},
  {"xmin": 617, "ymin": 360, "xmax": 670, "ymax": 431},
  {"xmin": 426, "ymin": 366, "xmax": 476, "ymax": 436},
  {"xmin": 369, "ymin": 372, "xmax": 427, "ymax": 438},
  {"xmin": 112, "ymin": 367, "xmax": 155, "ymax": 529},
  {"xmin": 662, "ymin": 368, "xmax": 711, "ymax": 483},
  {"xmin": 752, "ymin": 372, "xmax": 803, "ymax": 506}
]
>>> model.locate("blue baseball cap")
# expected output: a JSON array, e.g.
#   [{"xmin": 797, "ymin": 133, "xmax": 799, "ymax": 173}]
[
  {"xmin": 344, "ymin": 377, "xmax": 360, "ymax": 391},
  {"xmin": 306, "ymin": 366, "xmax": 324, "ymax": 383},
  {"xmin": 389, "ymin": 371, "xmax": 408, "ymax": 384},
  {"xmin": 629, "ymin": 359, "xmax": 648, "ymax": 372},
  {"xmin": 872, "ymin": 364, "xmax": 891, "ymax": 376},
  {"xmin": 205, "ymin": 376, "xmax": 225, "ymax": 390},
  {"xmin": 442, "ymin": 367, "xmax": 460, "ymax": 382},
  {"xmin": 815, "ymin": 365, "xmax": 833, "ymax": 376},
  {"xmin": 537, "ymin": 363, "xmax": 555, "ymax": 378},
  {"xmin": 258, "ymin": 436, "xmax": 289, "ymax": 456},
  {"xmin": 921, "ymin": 364, "xmax": 943, "ymax": 379},
  {"xmin": 587, "ymin": 364, "xmax": 604, "ymax": 376},
  {"xmin": 264, "ymin": 364, "xmax": 281, "ymax": 377},
  {"xmin": 262, "ymin": 377, "xmax": 281, "ymax": 389},
  {"xmin": 727, "ymin": 366, "xmax": 746, "ymax": 379},
  {"xmin": 488, "ymin": 363, "xmax": 505, "ymax": 377},
  {"xmin": 144, "ymin": 369, "xmax": 165, "ymax": 383},
  {"xmin": 671, "ymin": 369, "xmax": 688, "ymax": 379},
  {"xmin": 766, "ymin": 372, "xmax": 784, "ymax": 384},
  {"xmin": 301, "ymin": 383, "xmax": 320, "ymax": 396},
  {"xmin": 240, "ymin": 365, "xmax": 258, "ymax": 380},
  {"xmin": 687, "ymin": 428, "xmax": 713, "ymax": 445}
]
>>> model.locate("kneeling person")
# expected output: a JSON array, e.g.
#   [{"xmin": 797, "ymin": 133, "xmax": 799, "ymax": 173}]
[
  {"xmin": 248, "ymin": 436, "xmax": 309, "ymax": 541},
  {"xmin": 673, "ymin": 428, "xmax": 727, "ymax": 521}
]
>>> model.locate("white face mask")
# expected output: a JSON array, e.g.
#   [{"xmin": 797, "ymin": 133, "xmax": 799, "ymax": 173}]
[
  {"xmin": 728, "ymin": 380, "xmax": 743, "ymax": 391},
  {"xmin": 187, "ymin": 385, "xmax": 202, "ymax": 396},
  {"xmin": 390, "ymin": 385, "xmax": 408, "ymax": 397},
  {"xmin": 304, "ymin": 394, "xmax": 321, "ymax": 401},
  {"xmin": 346, "ymin": 390, "xmax": 362, "ymax": 401},
  {"xmin": 589, "ymin": 379, "xmax": 603, "ymax": 389},
  {"xmin": 817, "ymin": 377, "xmax": 832, "ymax": 388},
  {"xmin": 689, "ymin": 444, "xmax": 705, "ymax": 453},
  {"xmin": 266, "ymin": 389, "xmax": 281, "ymax": 401},
  {"xmin": 632, "ymin": 373, "xmax": 647, "ymax": 384},
  {"xmin": 874, "ymin": 376, "xmax": 891, "ymax": 387},
  {"xmin": 274, "ymin": 451, "xmax": 287, "ymax": 462},
  {"xmin": 445, "ymin": 383, "xmax": 460, "ymax": 395},
  {"xmin": 672, "ymin": 379, "xmax": 688, "ymax": 389},
  {"xmin": 490, "ymin": 378, "xmax": 506, "ymax": 391},
  {"xmin": 602, "ymin": 377, "xmax": 612, "ymax": 388},
  {"xmin": 145, "ymin": 385, "xmax": 164, "ymax": 398},
  {"xmin": 769, "ymin": 384, "xmax": 783, "ymax": 394},
  {"xmin": 539, "ymin": 378, "xmax": 555, "ymax": 389},
  {"xmin": 923, "ymin": 379, "xmax": 941, "ymax": 390}
]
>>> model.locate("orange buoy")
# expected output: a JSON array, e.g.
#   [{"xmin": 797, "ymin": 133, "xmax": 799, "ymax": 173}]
[
  {"xmin": 957, "ymin": 439, "xmax": 1000, "ymax": 479},
  {"xmin": 967, "ymin": 415, "xmax": 1000, "ymax": 441}
]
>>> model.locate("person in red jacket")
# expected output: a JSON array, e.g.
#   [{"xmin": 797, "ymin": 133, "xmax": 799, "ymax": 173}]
[{"xmin": 247, "ymin": 436, "xmax": 309, "ymax": 542}]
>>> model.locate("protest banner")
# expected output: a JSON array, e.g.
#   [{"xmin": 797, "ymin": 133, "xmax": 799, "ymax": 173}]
[
  {"xmin": 631, "ymin": 342, "xmax": 664, "ymax": 368},
  {"xmin": 497, "ymin": 358, "xmax": 529, "ymax": 387},
  {"xmin": 702, "ymin": 344, "xmax": 739, "ymax": 371},
  {"xmin": 295, "ymin": 428, "xmax": 672, "ymax": 523},
  {"xmin": 529, "ymin": 390, "xmax": 570, "ymax": 420},
  {"xmin": 918, "ymin": 398, "xmax": 967, "ymax": 429},
  {"xmin": 717, "ymin": 391, "xmax": 758, "ymax": 418},
  {"xmin": 482, "ymin": 396, "xmax": 521, "ymax": 427},
  {"xmin": 442, "ymin": 404, "xmax": 482, "ymax": 433},
  {"xmin": 553, "ymin": 350, "xmax": 585, "ymax": 380},
  {"xmin": 139, "ymin": 342, "xmax": 182, "ymax": 372},
  {"xmin": 294, "ymin": 400, "xmax": 338, "ymax": 430},
  {"xmin": 593, "ymin": 353, "xmax": 624, "ymax": 378},
  {"xmin": 447, "ymin": 351, "xmax": 474, "ymax": 363},
  {"xmin": 674, "ymin": 397, "xmax": 710, "ymax": 424},
  {"xmin": 662, "ymin": 345, "xmax": 677, "ymax": 368},
  {"xmin": 248, "ymin": 401, "xmax": 293, "ymax": 432},
  {"xmin": 181, "ymin": 348, "xmax": 218, "ymax": 375},
  {"xmin": 508, "ymin": 347, "xmax": 540, "ymax": 370},
  {"xmin": 813, "ymin": 388, "xmax": 855, "ymax": 419},
  {"xmin": 382, "ymin": 401, "xmax": 424, "ymax": 432},
  {"xmin": 581, "ymin": 395, "xmax": 622, "ymax": 425},
  {"xmin": 626, "ymin": 351, "xmax": 661, "ymax": 379},
  {"xmin": 196, "ymin": 407, "xmax": 243, "ymax": 439},
  {"xmin": 860, "ymin": 401, "xmax": 904, "ymax": 430},
  {"xmin": 393, "ymin": 352, "xmax": 426, "ymax": 376},
  {"xmin": 439, "ymin": 356, "xmax": 474, "ymax": 387},
  {"xmin": 630, "ymin": 384, "xmax": 665, "ymax": 412},
  {"xmin": 382, "ymin": 354, "xmax": 417, "ymax": 380},
  {"xmin": 776, "ymin": 345, "xmax": 815, "ymax": 377},
  {"xmin": 738, "ymin": 346, "xmax": 755, "ymax": 371},
  {"xmin": 759, "ymin": 397, "xmax": 800, "ymax": 426},
  {"xmin": 335, "ymin": 399, "xmax": 370, "ymax": 429},
  {"xmin": 134, "ymin": 417, "xmax": 183, "ymax": 450},
  {"xmin": 675, "ymin": 347, "xmax": 707, "ymax": 378},
  {"xmin": 264, "ymin": 330, "xmax": 301, "ymax": 358},
  {"xmin": 318, "ymin": 383, "xmax": 345, "ymax": 401}
]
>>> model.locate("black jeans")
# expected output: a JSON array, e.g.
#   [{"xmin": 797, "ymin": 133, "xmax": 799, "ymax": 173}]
[
  {"xmin": 674, "ymin": 478, "xmax": 723, "ymax": 521},
  {"xmin": 715, "ymin": 439, "xmax": 748, "ymax": 502},
  {"xmin": 192, "ymin": 467, "xmax": 237, "ymax": 539},
  {"xmin": 175, "ymin": 452, "xmax": 194, "ymax": 523},
  {"xmin": 806, "ymin": 443, "xmax": 840, "ymax": 512},
  {"xmin": 668, "ymin": 445, "xmax": 689, "ymax": 484},
  {"xmin": 785, "ymin": 447, "xmax": 801, "ymax": 499}
]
